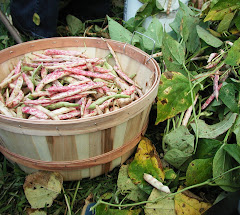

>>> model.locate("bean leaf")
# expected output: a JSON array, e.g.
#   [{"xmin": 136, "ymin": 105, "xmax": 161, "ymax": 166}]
[
  {"xmin": 196, "ymin": 25, "xmax": 223, "ymax": 48},
  {"xmin": 117, "ymin": 165, "xmax": 148, "ymax": 202},
  {"xmin": 219, "ymin": 83, "xmax": 239, "ymax": 113},
  {"xmin": 233, "ymin": 115, "xmax": 240, "ymax": 146},
  {"xmin": 128, "ymin": 137, "xmax": 165, "ymax": 194},
  {"xmin": 204, "ymin": 0, "xmax": 240, "ymax": 21},
  {"xmin": 191, "ymin": 112, "xmax": 237, "ymax": 139},
  {"xmin": 213, "ymin": 145, "xmax": 240, "ymax": 192},
  {"xmin": 195, "ymin": 139, "xmax": 222, "ymax": 159},
  {"xmin": 186, "ymin": 158, "xmax": 213, "ymax": 186},
  {"xmin": 162, "ymin": 33, "xmax": 185, "ymax": 65},
  {"xmin": 142, "ymin": 17, "xmax": 163, "ymax": 50},
  {"xmin": 175, "ymin": 187, "xmax": 212, "ymax": 214},
  {"xmin": 145, "ymin": 189, "xmax": 175, "ymax": 215},
  {"xmin": 107, "ymin": 16, "xmax": 138, "ymax": 44},
  {"xmin": 223, "ymin": 144, "xmax": 240, "ymax": 164},
  {"xmin": 163, "ymin": 126, "xmax": 194, "ymax": 169},
  {"xmin": 217, "ymin": 12, "xmax": 235, "ymax": 33},
  {"xmin": 66, "ymin": 15, "xmax": 83, "ymax": 35},
  {"xmin": 225, "ymin": 37, "xmax": 240, "ymax": 66},
  {"xmin": 23, "ymin": 171, "xmax": 63, "ymax": 209},
  {"xmin": 96, "ymin": 204, "xmax": 142, "ymax": 215},
  {"xmin": 156, "ymin": 71, "xmax": 193, "ymax": 124}
]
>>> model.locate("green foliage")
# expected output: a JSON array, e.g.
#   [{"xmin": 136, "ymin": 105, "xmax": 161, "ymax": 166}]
[
  {"xmin": 156, "ymin": 71, "xmax": 193, "ymax": 124},
  {"xmin": 163, "ymin": 126, "xmax": 194, "ymax": 169},
  {"xmin": 186, "ymin": 158, "xmax": 213, "ymax": 186},
  {"xmin": 145, "ymin": 189, "xmax": 175, "ymax": 215},
  {"xmin": 95, "ymin": 204, "xmax": 142, "ymax": 215},
  {"xmin": 213, "ymin": 145, "xmax": 240, "ymax": 192},
  {"xmin": 196, "ymin": 25, "xmax": 223, "ymax": 48},
  {"xmin": 117, "ymin": 165, "xmax": 148, "ymax": 202},
  {"xmin": 191, "ymin": 113, "xmax": 238, "ymax": 139},
  {"xmin": 225, "ymin": 37, "xmax": 240, "ymax": 66},
  {"xmin": 66, "ymin": 15, "xmax": 84, "ymax": 35}
]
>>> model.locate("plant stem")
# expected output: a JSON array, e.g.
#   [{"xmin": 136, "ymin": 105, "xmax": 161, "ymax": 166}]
[
  {"xmin": 63, "ymin": 187, "xmax": 72, "ymax": 215},
  {"xmin": 183, "ymin": 64, "xmax": 198, "ymax": 153},
  {"xmin": 70, "ymin": 180, "xmax": 80, "ymax": 210},
  {"xmin": 90, "ymin": 165, "xmax": 240, "ymax": 211}
]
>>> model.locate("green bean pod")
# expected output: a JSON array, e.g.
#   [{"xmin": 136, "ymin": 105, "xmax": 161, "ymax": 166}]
[
  {"xmin": 21, "ymin": 66, "xmax": 34, "ymax": 72},
  {"xmin": 31, "ymin": 63, "xmax": 43, "ymax": 86},
  {"xmin": 45, "ymin": 102, "xmax": 80, "ymax": 110},
  {"xmin": 88, "ymin": 94, "xmax": 130, "ymax": 110}
]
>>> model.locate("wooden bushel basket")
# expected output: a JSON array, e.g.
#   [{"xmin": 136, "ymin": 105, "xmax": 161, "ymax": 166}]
[{"xmin": 0, "ymin": 37, "xmax": 160, "ymax": 181}]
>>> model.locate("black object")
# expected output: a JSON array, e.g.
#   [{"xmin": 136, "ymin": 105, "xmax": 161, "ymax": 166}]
[
  {"xmin": 10, "ymin": 0, "xmax": 60, "ymax": 38},
  {"xmin": 204, "ymin": 191, "xmax": 240, "ymax": 215},
  {"xmin": 10, "ymin": 0, "xmax": 111, "ymax": 38},
  {"xmin": 58, "ymin": 0, "xmax": 111, "ymax": 22}
]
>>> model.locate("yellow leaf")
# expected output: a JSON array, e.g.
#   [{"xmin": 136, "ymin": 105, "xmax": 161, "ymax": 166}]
[
  {"xmin": 175, "ymin": 186, "xmax": 212, "ymax": 215},
  {"xmin": 128, "ymin": 137, "xmax": 165, "ymax": 194},
  {"xmin": 23, "ymin": 171, "xmax": 63, "ymax": 209}
]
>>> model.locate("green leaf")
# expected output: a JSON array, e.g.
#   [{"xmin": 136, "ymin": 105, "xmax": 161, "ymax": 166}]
[
  {"xmin": 213, "ymin": 145, "xmax": 240, "ymax": 192},
  {"xmin": 219, "ymin": 83, "xmax": 239, "ymax": 113},
  {"xmin": 233, "ymin": 115, "xmax": 240, "ymax": 146},
  {"xmin": 223, "ymin": 144, "xmax": 240, "ymax": 164},
  {"xmin": 66, "ymin": 15, "xmax": 83, "ymax": 35},
  {"xmin": 162, "ymin": 33, "xmax": 185, "ymax": 65},
  {"xmin": 164, "ymin": 149, "xmax": 192, "ymax": 169},
  {"xmin": 145, "ymin": 189, "xmax": 175, "ymax": 215},
  {"xmin": 186, "ymin": 158, "xmax": 213, "ymax": 186},
  {"xmin": 156, "ymin": 71, "xmax": 193, "ymax": 124},
  {"xmin": 128, "ymin": 137, "xmax": 165, "ymax": 194},
  {"xmin": 117, "ymin": 165, "xmax": 148, "ymax": 202},
  {"xmin": 163, "ymin": 126, "xmax": 194, "ymax": 169},
  {"xmin": 107, "ymin": 16, "xmax": 137, "ymax": 44},
  {"xmin": 217, "ymin": 12, "xmax": 235, "ymax": 33},
  {"xmin": 235, "ymin": 12, "xmax": 240, "ymax": 31},
  {"xmin": 196, "ymin": 25, "xmax": 223, "ymax": 48},
  {"xmin": 136, "ymin": 0, "xmax": 161, "ymax": 19},
  {"xmin": 225, "ymin": 37, "xmax": 240, "ymax": 66},
  {"xmin": 33, "ymin": 13, "xmax": 40, "ymax": 26},
  {"xmin": 204, "ymin": 0, "xmax": 240, "ymax": 21},
  {"xmin": 96, "ymin": 204, "xmax": 142, "ymax": 215},
  {"xmin": 163, "ymin": 126, "xmax": 195, "ymax": 153},
  {"xmin": 164, "ymin": 168, "xmax": 177, "ymax": 180},
  {"xmin": 191, "ymin": 112, "xmax": 237, "ymax": 139},
  {"xmin": 195, "ymin": 139, "xmax": 222, "ymax": 159},
  {"xmin": 155, "ymin": 0, "xmax": 164, "ymax": 10},
  {"xmin": 183, "ymin": 16, "xmax": 201, "ymax": 53},
  {"xmin": 142, "ymin": 17, "xmax": 163, "ymax": 50}
]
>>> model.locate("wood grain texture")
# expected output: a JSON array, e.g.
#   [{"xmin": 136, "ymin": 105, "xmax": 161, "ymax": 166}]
[{"xmin": 0, "ymin": 37, "xmax": 161, "ymax": 180}]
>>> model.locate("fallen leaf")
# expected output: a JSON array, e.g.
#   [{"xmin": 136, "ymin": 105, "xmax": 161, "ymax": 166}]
[
  {"xmin": 117, "ymin": 165, "xmax": 148, "ymax": 202},
  {"xmin": 128, "ymin": 137, "xmax": 165, "ymax": 194},
  {"xmin": 26, "ymin": 208, "xmax": 47, "ymax": 215},
  {"xmin": 95, "ymin": 204, "xmax": 141, "ymax": 215},
  {"xmin": 175, "ymin": 187, "xmax": 212, "ymax": 215},
  {"xmin": 23, "ymin": 171, "xmax": 63, "ymax": 209},
  {"xmin": 145, "ymin": 188, "xmax": 176, "ymax": 215}
]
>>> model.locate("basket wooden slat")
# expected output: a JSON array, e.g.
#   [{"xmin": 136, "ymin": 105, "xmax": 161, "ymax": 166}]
[{"xmin": 0, "ymin": 37, "xmax": 160, "ymax": 181}]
